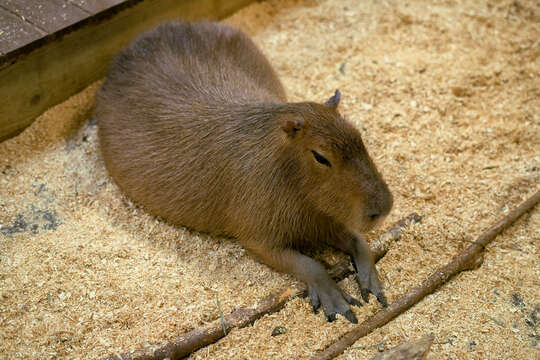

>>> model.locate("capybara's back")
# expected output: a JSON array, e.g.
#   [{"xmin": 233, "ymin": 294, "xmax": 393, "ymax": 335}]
[
  {"xmin": 97, "ymin": 22, "xmax": 287, "ymax": 234},
  {"xmin": 96, "ymin": 21, "xmax": 393, "ymax": 324}
]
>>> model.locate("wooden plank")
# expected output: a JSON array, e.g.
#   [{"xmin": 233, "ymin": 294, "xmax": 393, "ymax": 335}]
[
  {"xmin": 2, "ymin": 0, "xmax": 88, "ymax": 33},
  {"xmin": 69, "ymin": 0, "xmax": 125, "ymax": 14},
  {"xmin": 0, "ymin": 7, "xmax": 44, "ymax": 55},
  {"xmin": 0, "ymin": 0, "xmax": 256, "ymax": 141}
]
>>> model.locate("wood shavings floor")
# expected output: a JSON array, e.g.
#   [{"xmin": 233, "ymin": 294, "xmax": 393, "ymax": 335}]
[{"xmin": 1, "ymin": 0, "xmax": 538, "ymax": 359}]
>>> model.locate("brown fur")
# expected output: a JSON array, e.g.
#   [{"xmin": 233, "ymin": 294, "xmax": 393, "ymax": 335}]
[{"xmin": 96, "ymin": 22, "xmax": 393, "ymax": 323}]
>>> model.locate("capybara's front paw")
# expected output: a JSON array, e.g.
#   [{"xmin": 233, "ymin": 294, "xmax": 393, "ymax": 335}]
[
  {"xmin": 355, "ymin": 263, "xmax": 387, "ymax": 307},
  {"xmin": 307, "ymin": 280, "xmax": 362, "ymax": 323}
]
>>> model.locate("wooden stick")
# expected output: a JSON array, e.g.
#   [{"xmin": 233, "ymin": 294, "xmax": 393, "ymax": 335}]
[
  {"xmin": 102, "ymin": 213, "xmax": 422, "ymax": 360},
  {"xmin": 368, "ymin": 335, "xmax": 434, "ymax": 360},
  {"xmin": 311, "ymin": 190, "xmax": 540, "ymax": 360}
]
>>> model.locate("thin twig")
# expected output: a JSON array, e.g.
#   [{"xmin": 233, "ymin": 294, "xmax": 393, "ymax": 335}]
[
  {"xmin": 310, "ymin": 190, "xmax": 540, "ymax": 360},
  {"xmin": 216, "ymin": 295, "xmax": 226, "ymax": 336},
  {"xmin": 101, "ymin": 213, "xmax": 422, "ymax": 360}
]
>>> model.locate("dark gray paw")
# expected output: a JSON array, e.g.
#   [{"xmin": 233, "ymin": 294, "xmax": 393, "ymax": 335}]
[
  {"xmin": 307, "ymin": 282, "xmax": 361, "ymax": 324},
  {"xmin": 356, "ymin": 263, "xmax": 387, "ymax": 307}
]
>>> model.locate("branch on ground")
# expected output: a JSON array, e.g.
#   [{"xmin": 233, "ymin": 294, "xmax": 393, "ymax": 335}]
[
  {"xmin": 311, "ymin": 190, "xmax": 540, "ymax": 360},
  {"xmin": 102, "ymin": 213, "xmax": 422, "ymax": 360}
]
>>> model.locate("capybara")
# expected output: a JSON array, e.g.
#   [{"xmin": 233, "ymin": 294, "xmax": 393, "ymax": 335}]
[{"xmin": 96, "ymin": 22, "xmax": 393, "ymax": 323}]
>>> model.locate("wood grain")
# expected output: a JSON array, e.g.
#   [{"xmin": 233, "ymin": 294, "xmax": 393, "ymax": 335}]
[
  {"xmin": 0, "ymin": 7, "xmax": 44, "ymax": 55},
  {"xmin": 2, "ymin": 0, "xmax": 87, "ymax": 33},
  {"xmin": 69, "ymin": 0, "xmax": 125, "ymax": 14}
]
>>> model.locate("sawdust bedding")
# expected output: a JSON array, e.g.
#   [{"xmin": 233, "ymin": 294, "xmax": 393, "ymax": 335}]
[{"xmin": 0, "ymin": 0, "xmax": 538, "ymax": 359}]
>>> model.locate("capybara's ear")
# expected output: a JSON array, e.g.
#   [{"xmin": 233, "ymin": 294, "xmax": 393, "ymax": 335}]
[
  {"xmin": 281, "ymin": 116, "xmax": 306, "ymax": 139},
  {"xmin": 325, "ymin": 89, "xmax": 341, "ymax": 108}
]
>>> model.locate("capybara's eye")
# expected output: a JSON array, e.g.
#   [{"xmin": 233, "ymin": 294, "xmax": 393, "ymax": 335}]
[{"xmin": 311, "ymin": 150, "xmax": 331, "ymax": 167}]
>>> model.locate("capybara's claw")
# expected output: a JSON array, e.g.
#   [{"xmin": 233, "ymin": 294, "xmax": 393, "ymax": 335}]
[
  {"xmin": 344, "ymin": 310, "xmax": 358, "ymax": 324},
  {"xmin": 376, "ymin": 292, "xmax": 388, "ymax": 307},
  {"xmin": 360, "ymin": 287, "xmax": 371, "ymax": 303}
]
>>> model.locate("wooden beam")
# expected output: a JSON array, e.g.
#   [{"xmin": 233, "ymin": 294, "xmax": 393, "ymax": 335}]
[
  {"xmin": 0, "ymin": 7, "xmax": 45, "ymax": 55},
  {"xmin": 2, "ymin": 0, "xmax": 88, "ymax": 33},
  {"xmin": 0, "ymin": 0, "xmax": 256, "ymax": 141},
  {"xmin": 68, "ymin": 1, "xmax": 125, "ymax": 14}
]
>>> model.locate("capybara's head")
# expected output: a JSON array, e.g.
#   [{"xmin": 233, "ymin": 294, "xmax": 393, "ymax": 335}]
[{"xmin": 280, "ymin": 90, "xmax": 393, "ymax": 233}]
